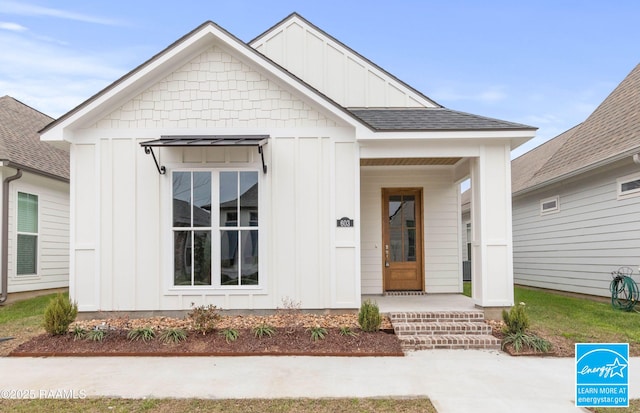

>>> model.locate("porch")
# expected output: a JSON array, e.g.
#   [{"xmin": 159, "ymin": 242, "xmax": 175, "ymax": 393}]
[{"xmin": 362, "ymin": 293, "xmax": 475, "ymax": 313}]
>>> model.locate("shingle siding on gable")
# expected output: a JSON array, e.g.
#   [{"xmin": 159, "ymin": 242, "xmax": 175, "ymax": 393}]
[
  {"xmin": 93, "ymin": 46, "xmax": 338, "ymax": 129},
  {"xmin": 513, "ymin": 158, "xmax": 640, "ymax": 297}
]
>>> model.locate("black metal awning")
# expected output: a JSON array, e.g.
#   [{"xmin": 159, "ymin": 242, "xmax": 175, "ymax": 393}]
[{"xmin": 140, "ymin": 135, "xmax": 269, "ymax": 175}]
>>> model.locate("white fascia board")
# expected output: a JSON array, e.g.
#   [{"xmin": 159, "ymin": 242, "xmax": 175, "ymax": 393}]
[
  {"xmin": 356, "ymin": 128, "xmax": 535, "ymax": 141},
  {"xmin": 356, "ymin": 128, "xmax": 536, "ymax": 151}
]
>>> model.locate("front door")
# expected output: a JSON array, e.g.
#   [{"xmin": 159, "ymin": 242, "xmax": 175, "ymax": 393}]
[{"xmin": 382, "ymin": 188, "xmax": 423, "ymax": 291}]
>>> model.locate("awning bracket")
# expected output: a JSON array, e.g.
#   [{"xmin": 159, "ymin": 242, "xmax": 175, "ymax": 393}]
[
  {"xmin": 144, "ymin": 146, "xmax": 166, "ymax": 175},
  {"xmin": 258, "ymin": 144, "xmax": 267, "ymax": 174}
]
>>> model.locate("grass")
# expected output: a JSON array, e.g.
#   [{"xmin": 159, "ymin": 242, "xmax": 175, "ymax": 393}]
[
  {"xmin": 0, "ymin": 398, "xmax": 437, "ymax": 413},
  {"xmin": 0, "ymin": 293, "xmax": 59, "ymax": 325},
  {"xmin": 514, "ymin": 286, "xmax": 640, "ymax": 353}
]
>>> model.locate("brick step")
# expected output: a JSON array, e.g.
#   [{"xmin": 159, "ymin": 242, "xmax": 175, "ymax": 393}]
[
  {"xmin": 398, "ymin": 334, "xmax": 501, "ymax": 351},
  {"xmin": 389, "ymin": 310, "xmax": 486, "ymax": 324},
  {"xmin": 393, "ymin": 321, "xmax": 493, "ymax": 336}
]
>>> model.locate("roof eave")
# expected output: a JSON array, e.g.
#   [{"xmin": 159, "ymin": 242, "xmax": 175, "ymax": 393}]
[{"xmin": 512, "ymin": 146, "xmax": 640, "ymax": 197}]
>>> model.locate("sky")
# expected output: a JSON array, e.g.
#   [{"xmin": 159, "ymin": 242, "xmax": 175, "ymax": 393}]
[{"xmin": 0, "ymin": 0, "xmax": 638, "ymax": 158}]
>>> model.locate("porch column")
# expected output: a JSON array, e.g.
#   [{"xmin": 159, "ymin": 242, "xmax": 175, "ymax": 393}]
[{"xmin": 470, "ymin": 143, "xmax": 514, "ymax": 314}]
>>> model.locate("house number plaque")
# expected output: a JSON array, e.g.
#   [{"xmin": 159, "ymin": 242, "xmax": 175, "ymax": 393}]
[{"xmin": 337, "ymin": 217, "xmax": 354, "ymax": 227}]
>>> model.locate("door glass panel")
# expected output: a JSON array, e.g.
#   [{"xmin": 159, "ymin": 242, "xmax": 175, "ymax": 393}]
[
  {"xmin": 389, "ymin": 228, "xmax": 403, "ymax": 261},
  {"xmin": 388, "ymin": 196, "xmax": 402, "ymax": 227},
  {"xmin": 403, "ymin": 196, "xmax": 415, "ymax": 226},
  {"xmin": 405, "ymin": 228, "xmax": 416, "ymax": 261}
]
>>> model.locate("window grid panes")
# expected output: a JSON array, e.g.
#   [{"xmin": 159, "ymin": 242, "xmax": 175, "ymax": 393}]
[
  {"xmin": 172, "ymin": 170, "xmax": 259, "ymax": 288},
  {"xmin": 17, "ymin": 192, "xmax": 38, "ymax": 275},
  {"xmin": 173, "ymin": 172, "xmax": 212, "ymax": 286},
  {"xmin": 220, "ymin": 171, "xmax": 259, "ymax": 286}
]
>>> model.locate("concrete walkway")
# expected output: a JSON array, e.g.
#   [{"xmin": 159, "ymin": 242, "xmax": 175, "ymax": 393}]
[{"xmin": 2, "ymin": 350, "xmax": 637, "ymax": 412}]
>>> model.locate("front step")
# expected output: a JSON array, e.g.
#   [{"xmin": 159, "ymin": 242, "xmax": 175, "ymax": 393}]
[{"xmin": 389, "ymin": 311, "xmax": 501, "ymax": 351}]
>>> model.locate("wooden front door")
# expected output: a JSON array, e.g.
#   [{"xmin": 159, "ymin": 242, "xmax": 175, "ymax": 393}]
[{"xmin": 382, "ymin": 188, "xmax": 423, "ymax": 291}]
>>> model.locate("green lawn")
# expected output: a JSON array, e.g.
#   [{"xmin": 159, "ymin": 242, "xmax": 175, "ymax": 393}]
[{"xmin": 515, "ymin": 286, "xmax": 640, "ymax": 353}]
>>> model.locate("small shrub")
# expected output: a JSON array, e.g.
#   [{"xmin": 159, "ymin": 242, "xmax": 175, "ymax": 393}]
[
  {"xmin": 339, "ymin": 326, "xmax": 358, "ymax": 337},
  {"xmin": 72, "ymin": 326, "xmax": 87, "ymax": 341},
  {"xmin": 188, "ymin": 303, "xmax": 221, "ymax": 335},
  {"xmin": 308, "ymin": 326, "xmax": 327, "ymax": 341},
  {"xmin": 159, "ymin": 328, "xmax": 187, "ymax": 344},
  {"xmin": 278, "ymin": 296, "xmax": 303, "ymax": 334},
  {"xmin": 43, "ymin": 293, "xmax": 78, "ymax": 335},
  {"xmin": 253, "ymin": 323, "xmax": 275, "ymax": 338},
  {"xmin": 502, "ymin": 302, "xmax": 530, "ymax": 334},
  {"xmin": 502, "ymin": 331, "xmax": 551, "ymax": 353},
  {"xmin": 220, "ymin": 328, "xmax": 239, "ymax": 343},
  {"xmin": 127, "ymin": 327, "xmax": 156, "ymax": 342},
  {"xmin": 86, "ymin": 329, "xmax": 106, "ymax": 342},
  {"xmin": 358, "ymin": 299, "xmax": 382, "ymax": 332}
]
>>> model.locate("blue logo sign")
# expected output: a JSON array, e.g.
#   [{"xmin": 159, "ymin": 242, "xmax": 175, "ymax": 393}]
[{"xmin": 576, "ymin": 343, "xmax": 628, "ymax": 407}]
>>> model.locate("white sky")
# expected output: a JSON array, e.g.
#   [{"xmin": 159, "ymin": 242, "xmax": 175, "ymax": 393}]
[{"xmin": 0, "ymin": 0, "xmax": 638, "ymax": 157}]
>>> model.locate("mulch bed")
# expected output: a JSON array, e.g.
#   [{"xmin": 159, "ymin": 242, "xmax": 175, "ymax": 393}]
[{"xmin": 9, "ymin": 313, "xmax": 403, "ymax": 357}]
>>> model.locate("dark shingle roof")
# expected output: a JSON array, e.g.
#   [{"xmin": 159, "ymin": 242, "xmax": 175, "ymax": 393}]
[
  {"xmin": 0, "ymin": 96, "xmax": 69, "ymax": 180},
  {"xmin": 512, "ymin": 63, "xmax": 640, "ymax": 194},
  {"xmin": 349, "ymin": 108, "xmax": 534, "ymax": 131}
]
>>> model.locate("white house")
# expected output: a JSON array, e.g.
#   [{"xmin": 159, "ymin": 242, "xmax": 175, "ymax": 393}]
[
  {"xmin": 41, "ymin": 13, "xmax": 535, "ymax": 314},
  {"xmin": 0, "ymin": 96, "xmax": 70, "ymax": 303},
  {"xmin": 512, "ymin": 63, "xmax": 640, "ymax": 297}
]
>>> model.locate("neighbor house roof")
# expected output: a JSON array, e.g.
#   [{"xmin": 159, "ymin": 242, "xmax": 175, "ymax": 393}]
[
  {"xmin": 512, "ymin": 63, "xmax": 640, "ymax": 195},
  {"xmin": 0, "ymin": 96, "xmax": 69, "ymax": 181}
]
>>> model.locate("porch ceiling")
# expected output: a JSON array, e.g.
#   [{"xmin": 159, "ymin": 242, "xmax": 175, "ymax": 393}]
[{"xmin": 360, "ymin": 157, "xmax": 461, "ymax": 166}]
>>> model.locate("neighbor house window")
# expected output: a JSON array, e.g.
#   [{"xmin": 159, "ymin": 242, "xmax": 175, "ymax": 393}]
[
  {"xmin": 172, "ymin": 170, "xmax": 259, "ymax": 287},
  {"xmin": 540, "ymin": 196, "xmax": 559, "ymax": 215},
  {"xmin": 617, "ymin": 173, "xmax": 640, "ymax": 199},
  {"xmin": 17, "ymin": 192, "xmax": 38, "ymax": 275}
]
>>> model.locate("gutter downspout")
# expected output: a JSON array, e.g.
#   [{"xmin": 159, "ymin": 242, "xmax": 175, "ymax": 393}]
[{"xmin": 1, "ymin": 168, "xmax": 22, "ymax": 304}]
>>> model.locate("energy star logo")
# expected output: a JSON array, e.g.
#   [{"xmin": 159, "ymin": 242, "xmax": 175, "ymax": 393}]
[{"xmin": 576, "ymin": 343, "xmax": 629, "ymax": 407}]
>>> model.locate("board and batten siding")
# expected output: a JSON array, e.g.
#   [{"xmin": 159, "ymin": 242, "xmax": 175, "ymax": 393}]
[
  {"xmin": 6, "ymin": 171, "xmax": 69, "ymax": 293},
  {"xmin": 360, "ymin": 167, "xmax": 462, "ymax": 294},
  {"xmin": 69, "ymin": 42, "xmax": 359, "ymax": 311},
  {"xmin": 250, "ymin": 16, "xmax": 434, "ymax": 109},
  {"xmin": 513, "ymin": 159, "xmax": 640, "ymax": 297}
]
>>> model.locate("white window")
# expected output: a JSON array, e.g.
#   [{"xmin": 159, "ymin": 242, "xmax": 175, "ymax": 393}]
[
  {"xmin": 617, "ymin": 173, "xmax": 640, "ymax": 199},
  {"xmin": 540, "ymin": 196, "xmax": 559, "ymax": 215},
  {"xmin": 17, "ymin": 192, "xmax": 38, "ymax": 275},
  {"xmin": 172, "ymin": 170, "xmax": 259, "ymax": 287}
]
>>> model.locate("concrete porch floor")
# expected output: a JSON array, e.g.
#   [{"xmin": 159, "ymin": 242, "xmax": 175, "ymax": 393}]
[{"xmin": 363, "ymin": 293, "xmax": 476, "ymax": 313}]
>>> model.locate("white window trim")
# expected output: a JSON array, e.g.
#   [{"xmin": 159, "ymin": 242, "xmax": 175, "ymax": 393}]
[
  {"xmin": 540, "ymin": 195, "xmax": 559, "ymax": 215},
  {"xmin": 167, "ymin": 167, "xmax": 263, "ymax": 293},
  {"xmin": 15, "ymin": 190, "xmax": 40, "ymax": 277},
  {"xmin": 617, "ymin": 173, "xmax": 640, "ymax": 200}
]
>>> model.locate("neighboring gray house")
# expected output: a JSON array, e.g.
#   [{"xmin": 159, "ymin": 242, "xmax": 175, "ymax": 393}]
[
  {"xmin": 511, "ymin": 63, "xmax": 640, "ymax": 297},
  {"xmin": 0, "ymin": 96, "xmax": 70, "ymax": 303}
]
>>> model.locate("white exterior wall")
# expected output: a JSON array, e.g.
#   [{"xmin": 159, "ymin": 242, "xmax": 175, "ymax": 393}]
[
  {"xmin": 4, "ymin": 169, "xmax": 69, "ymax": 293},
  {"xmin": 69, "ymin": 45, "xmax": 359, "ymax": 311},
  {"xmin": 513, "ymin": 158, "xmax": 640, "ymax": 297},
  {"xmin": 360, "ymin": 167, "xmax": 462, "ymax": 294},
  {"xmin": 470, "ymin": 144, "xmax": 514, "ymax": 307},
  {"xmin": 251, "ymin": 16, "xmax": 435, "ymax": 109}
]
